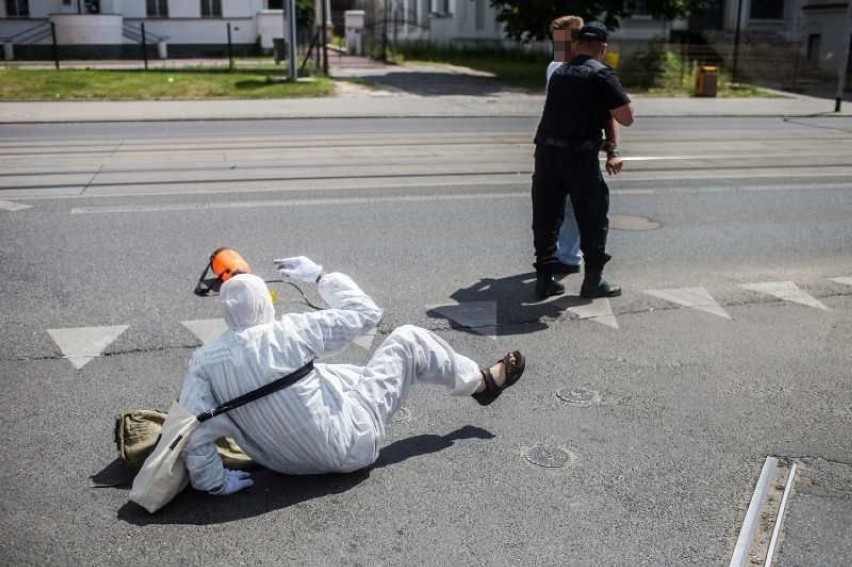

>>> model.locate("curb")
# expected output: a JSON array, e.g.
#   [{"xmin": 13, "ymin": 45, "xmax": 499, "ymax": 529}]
[{"xmin": 2, "ymin": 112, "xmax": 850, "ymax": 124}]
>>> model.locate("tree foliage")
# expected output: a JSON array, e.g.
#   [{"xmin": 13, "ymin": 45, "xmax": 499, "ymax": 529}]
[{"xmin": 488, "ymin": 0, "xmax": 708, "ymax": 42}]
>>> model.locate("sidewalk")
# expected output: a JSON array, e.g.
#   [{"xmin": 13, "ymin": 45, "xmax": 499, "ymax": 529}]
[
  {"xmin": 1, "ymin": 55, "xmax": 850, "ymax": 123},
  {"xmin": 1, "ymin": 91, "xmax": 848, "ymax": 124}
]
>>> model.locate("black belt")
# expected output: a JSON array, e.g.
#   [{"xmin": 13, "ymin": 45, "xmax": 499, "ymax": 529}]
[
  {"xmin": 540, "ymin": 138, "xmax": 597, "ymax": 151},
  {"xmin": 542, "ymin": 137, "xmax": 573, "ymax": 148}
]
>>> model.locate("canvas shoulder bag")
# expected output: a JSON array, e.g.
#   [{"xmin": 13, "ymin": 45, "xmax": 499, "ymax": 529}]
[{"xmin": 129, "ymin": 360, "xmax": 315, "ymax": 513}]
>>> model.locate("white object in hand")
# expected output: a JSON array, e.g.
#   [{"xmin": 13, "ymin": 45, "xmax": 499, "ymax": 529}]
[{"xmin": 274, "ymin": 256, "xmax": 323, "ymax": 283}]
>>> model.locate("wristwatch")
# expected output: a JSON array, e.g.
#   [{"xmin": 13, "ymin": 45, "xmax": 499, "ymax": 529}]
[{"xmin": 607, "ymin": 148, "xmax": 620, "ymax": 158}]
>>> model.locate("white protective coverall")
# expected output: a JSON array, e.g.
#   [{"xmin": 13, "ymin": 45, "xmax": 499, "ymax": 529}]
[{"xmin": 178, "ymin": 270, "xmax": 483, "ymax": 493}]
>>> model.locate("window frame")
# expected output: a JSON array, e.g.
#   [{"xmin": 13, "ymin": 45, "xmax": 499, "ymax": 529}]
[
  {"xmin": 146, "ymin": 0, "xmax": 169, "ymax": 18},
  {"xmin": 5, "ymin": 0, "xmax": 30, "ymax": 18},
  {"xmin": 200, "ymin": 0, "xmax": 222, "ymax": 18}
]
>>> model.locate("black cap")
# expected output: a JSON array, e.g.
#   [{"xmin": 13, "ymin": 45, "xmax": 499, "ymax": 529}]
[{"xmin": 578, "ymin": 22, "xmax": 608, "ymax": 42}]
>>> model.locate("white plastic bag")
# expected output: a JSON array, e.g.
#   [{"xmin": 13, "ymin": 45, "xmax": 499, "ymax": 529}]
[{"xmin": 129, "ymin": 401, "xmax": 198, "ymax": 513}]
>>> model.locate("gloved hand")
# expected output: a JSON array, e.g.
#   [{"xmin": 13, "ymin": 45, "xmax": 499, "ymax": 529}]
[
  {"xmin": 274, "ymin": 256, "xmax": 323, "ymax": 283},
  {"xmin": 211, "ymin": 469, "xmax": 254, "ymax": 496}
]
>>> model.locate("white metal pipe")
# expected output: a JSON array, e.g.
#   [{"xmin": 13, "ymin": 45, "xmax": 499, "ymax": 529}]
[
  {"xmin": 764, "ymin": 462, "xmax": 798, "ymax": 567},
  {"xmin": 730, "ymin": 457, "xmax": 778, "ymax": 567}
]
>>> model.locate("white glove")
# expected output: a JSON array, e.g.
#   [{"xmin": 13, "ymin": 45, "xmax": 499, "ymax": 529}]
[
  {"xmin": 211, "ymin": 469, "xmax": 254, "ymax": 496},
  {"xmin": 274, "ymin": 256, "xmax": 323, "ymax": 283}
]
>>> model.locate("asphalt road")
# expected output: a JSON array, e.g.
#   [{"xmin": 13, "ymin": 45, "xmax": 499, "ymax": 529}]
[{"xmin": 1, "ymin": 116, "xmax": 851, "ymax": 566}]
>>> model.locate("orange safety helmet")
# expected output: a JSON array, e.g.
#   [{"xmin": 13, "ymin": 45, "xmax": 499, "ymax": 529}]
[
  {"xmin": 209, "ymin": 247, "xmax": 251, "ymax": 283},
  {"xmin": 194, "ymin": 247, "xmax": 252, "ymax": 296}
]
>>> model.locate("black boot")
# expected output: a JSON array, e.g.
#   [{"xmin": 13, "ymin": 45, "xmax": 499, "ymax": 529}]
[
  {"xmin": 535, "ymin": 271, "xmax": 565, "ymax": 301},
  {"xmin": 580, "ymin": 269, "xmax": 621, "ymax": 298}
]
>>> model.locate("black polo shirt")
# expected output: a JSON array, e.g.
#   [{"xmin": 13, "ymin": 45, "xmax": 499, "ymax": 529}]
[{"xmin": 534, "ymin": 55, "xmax": 630, "ymax": 150}]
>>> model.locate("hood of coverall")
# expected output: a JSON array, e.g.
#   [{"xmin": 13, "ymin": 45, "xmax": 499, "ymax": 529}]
[{"xmin": 220, "ymin": 273, "xmax": 275, "ymax": 331}]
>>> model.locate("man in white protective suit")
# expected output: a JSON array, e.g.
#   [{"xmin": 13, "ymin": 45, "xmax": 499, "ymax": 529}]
[{"xmin": 178, "ymin": 256, "xmax": 526, "ymax": 496}]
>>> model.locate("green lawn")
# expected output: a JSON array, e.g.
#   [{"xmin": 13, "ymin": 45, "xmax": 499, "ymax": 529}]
[{"xmin": 0, "ymin": 67, "xmax": 335, "ymax": 100}]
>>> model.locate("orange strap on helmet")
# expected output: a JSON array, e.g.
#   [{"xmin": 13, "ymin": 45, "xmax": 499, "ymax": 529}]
[{"xmin": 194, "ymin": 248, "xmax": 252, "ymax": 296}]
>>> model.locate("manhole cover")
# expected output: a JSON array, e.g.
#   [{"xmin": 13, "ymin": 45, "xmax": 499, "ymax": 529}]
[
  {"xmin": 524, "ymin": 445, "xmax": 573, "ymax": 468},
  {"xmin": 556, "ymin": 388, "xmax": 602, "ymax": 407},
  {"xmin": 611, "ymin": 214, "xmax": 660, "ymax": 231},
  {"xmin": 390, "ymin": 407, "xmax": 411, "ymax": 424}
]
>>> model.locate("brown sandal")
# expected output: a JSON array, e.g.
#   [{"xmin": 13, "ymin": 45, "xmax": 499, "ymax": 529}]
[{"xmin": 472, "ymin": 350, "xmax": 525, "ymax": 406}]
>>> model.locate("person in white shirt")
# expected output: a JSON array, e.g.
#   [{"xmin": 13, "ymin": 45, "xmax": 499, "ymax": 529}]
[{"xmin": 178, "ymin": 256, "xmax": 525, "ymax": 495}]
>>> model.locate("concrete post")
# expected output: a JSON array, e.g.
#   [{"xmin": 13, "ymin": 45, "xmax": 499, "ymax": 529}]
[
  {"xmin": 157, "ymin": 41, "xmax": 167, "ymax": 59},
  {"xmin": 3, "ymin": 42, "xmax": 13, "ymax": 62}
]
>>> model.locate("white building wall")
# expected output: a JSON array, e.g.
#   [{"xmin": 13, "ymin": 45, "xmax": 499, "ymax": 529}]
[
  {"xmin": 223, "ymin": 0, "xmax": 262, "ymax": 18},
  {"xmin": 801, "ymin": 6, "xmax": 851, "ymax": 72},
  {"xmin": 169, "ymin": 0, "xmax": 200, "ymax": 19},
  {"xmin": 121, "ymin": 0, "xmax": 146, "ymax": 18},
  {"xmin": 125, "ymin": 17, "xmax": 258, "ymax": 43},
  {"xmin": 428, "ymin": 0, "xmax": 503, "ymax": 45},
  {"xmin": 256, "ymin": 9, "xmax": 284, "ymax": 49}
]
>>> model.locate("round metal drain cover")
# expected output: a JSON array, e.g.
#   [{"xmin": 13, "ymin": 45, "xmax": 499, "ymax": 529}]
[
  {"xmin": 390, "ymin": 407, "xmax": 411, "ymax": 424},
  {"xmin": 610, "ymin": 214, "xmax": 660, "ymax": 231},
  {"xmin": 556, "ymin": 388, "xmax": 602, "ymax": 407},
  {"xmin": 524, "ymin": 445, "xmax": 573, "ymax": 469}
]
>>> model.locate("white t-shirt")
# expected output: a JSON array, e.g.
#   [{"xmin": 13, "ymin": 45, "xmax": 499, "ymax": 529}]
[{"xmin": 546, "ymin": 60, "xmax": 563, "ymax": 85}]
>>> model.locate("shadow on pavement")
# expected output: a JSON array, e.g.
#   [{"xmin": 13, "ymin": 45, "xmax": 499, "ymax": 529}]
[
  {"xmin": 344, "ymin": 71, "xmax": 521, "ymax": 97},
  {"xmin": 427, "ymin": 271, "xmax": 593, "ymax": 336},
  {"xmin": 113, "ymin": 425, "xmax": 493, "ymax": 525}
]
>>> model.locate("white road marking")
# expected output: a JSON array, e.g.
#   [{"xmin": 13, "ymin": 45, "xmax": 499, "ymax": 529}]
[
  {"xmin": 352, "ymin": 328, "xmax": 378, "ymax": 350},
  {"xmin": 643, "ymin": 287, "xmax": 732, "ymax": 320},
  {"xmin": 71, "ymin": 191, "xmax": 528, "ymax": 214},
  {"xmin": 47, "ymin": 325, "xmax": 129, "ymax": 370},
  {"xmin": 427, "ymin": 301, "xmax": 498, "ymax": 338},
  {"xmin": 566, "ymin": 299, "xmax": 619, "ymax": 329},
  {"xmin": 0, "ymin": 200, "xmax": 32, "ymax": 211},
  {"xmin": 739, "ymin": 281, "xmax": 830, "ymax": 311},
  {"xmin": 828, "ymin": 276, "xmax": 852, "ymax": 286},
  {"xmin": 181, "ymin": 319, "xmax": 228, "ymax": 344}
]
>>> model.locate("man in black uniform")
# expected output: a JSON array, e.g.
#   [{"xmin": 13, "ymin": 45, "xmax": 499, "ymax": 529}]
[{"xmin": 532, "ymin": 22, "xmax": 634, "ymax": 300}]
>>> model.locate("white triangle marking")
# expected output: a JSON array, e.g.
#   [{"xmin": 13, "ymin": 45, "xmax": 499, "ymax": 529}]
[
  {"xmin": 182, "ymin": 319, "xmax": 228, "ymax": 344},
  {"xmin": 353, "ymin": 328, "xmax": 377, "ymax": 350},
  {"xmin": 643, "ymin": 287, "xmax": 732, "ymax": 320},
  {"xmin": 0, "ymin": 200, "xmax": 32, "ymax": 212},
  {"xmin": 427, "ymin": 301, "xmax": 498, "ymax": 338},
  {"xmin": 739, "ymin": 281, "xmax": 829, "ymax": 311},
  {"xmin": 47, "ymin": 325, "xmax": 129, "ymax": 369},
  {"xmin": 829, "ymin": 277, "xmax": 852, "ymax": 287},
  {"xmin": 566, "ymin": 298, "xmax": 619, "ymax": 329}
]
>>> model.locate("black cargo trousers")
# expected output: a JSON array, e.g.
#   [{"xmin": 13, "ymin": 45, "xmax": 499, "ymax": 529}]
[{"xmin": 531, "ymin": 143, "xmax": 611, "ymax": 275}]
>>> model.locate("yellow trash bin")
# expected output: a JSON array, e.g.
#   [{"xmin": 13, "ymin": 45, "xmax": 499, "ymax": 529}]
[{"xmin": 695, "ymin": 66, "xmax": 718, "ymax": 97}]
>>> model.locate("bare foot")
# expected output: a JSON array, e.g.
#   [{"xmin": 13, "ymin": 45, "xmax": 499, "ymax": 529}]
[{"xmin": 474, "ymin": 353, "xmax": 516, "ymax": 393}]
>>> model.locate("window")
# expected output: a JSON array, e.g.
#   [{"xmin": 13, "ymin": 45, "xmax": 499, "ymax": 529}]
[
  {"xmin": 5, "ymin": 0, "xmax": 29, "ymax": 17},
  {"xmin": 630, "ymin": 0, "xmax": 651, "ymax": 16},
  {"xmin": 750, "ymin": 0, "xmax": 783, "ymax": 20},
  {"xmin": 147, "ymin": 0, "xmax": 168, "ymax": 17},
  {"xmin": 432, "ymin": 0, "xmax": 450, "ymax": 15},
  {"xmin": 267, "ymin": 0, "xmax": 283, "ymax": 8},
  {"xmin": 474, "ymin": 0, "xmax": 484, "ymax": 31},
  {"xmin": 201, "ymin": 0, "xmax": 222, "ymax": 18},
  {"xmin": 806, "ymin": 34, "xmax": 821, "ymax": 62}
]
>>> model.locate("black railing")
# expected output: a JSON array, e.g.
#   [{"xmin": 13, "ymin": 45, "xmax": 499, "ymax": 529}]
[
  {"xmin": 2, "ymin": 20, "xmax": 52, "ymax": 44},
  {"xmin": 121, "ymin": 22, "xmax": 167, "ymax": 44}
]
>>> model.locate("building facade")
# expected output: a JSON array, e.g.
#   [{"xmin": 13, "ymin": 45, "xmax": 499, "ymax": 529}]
[
  {"xmin": 0, "ymin": 0, "xmax": 295, "ymax": 59},
  {"xmin": 692, "ymin": 0, "xmax": 851, "ymax": 75}
]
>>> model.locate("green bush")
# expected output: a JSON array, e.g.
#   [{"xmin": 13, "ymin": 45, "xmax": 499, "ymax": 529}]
[{"xmin": 619, "ymin": 41, "xmax": 692, "ymax": 91}]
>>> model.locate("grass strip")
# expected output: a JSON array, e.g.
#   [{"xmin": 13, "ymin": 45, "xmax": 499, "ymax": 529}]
[{"xmin": 0, "ymin": 67, "xmax": 335, "ymax": 100}]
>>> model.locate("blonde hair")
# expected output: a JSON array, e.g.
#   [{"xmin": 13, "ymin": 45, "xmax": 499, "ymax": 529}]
[{"xmin": 551, "ymin": 15, "xmax": 584, "ymax": 40}]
